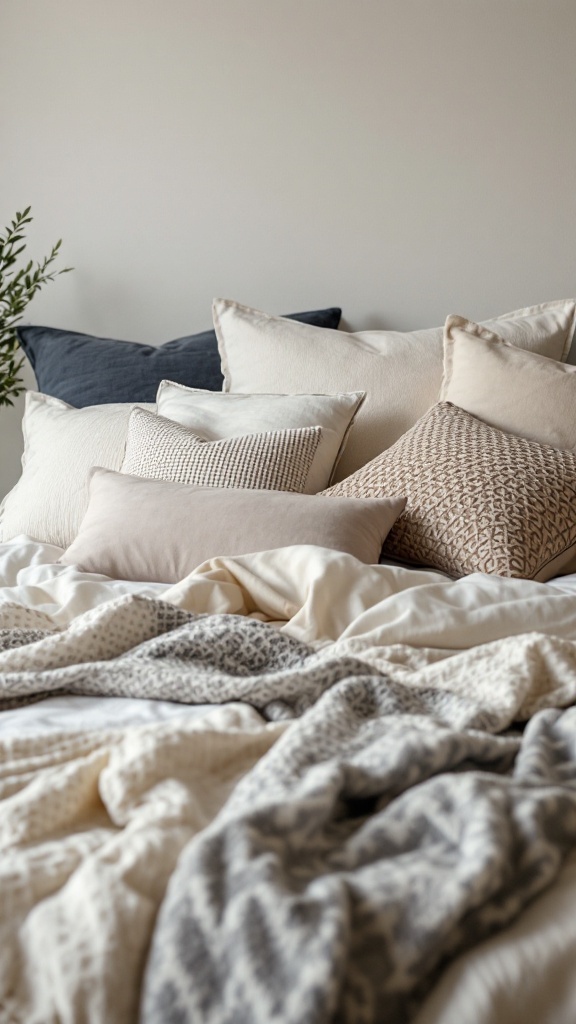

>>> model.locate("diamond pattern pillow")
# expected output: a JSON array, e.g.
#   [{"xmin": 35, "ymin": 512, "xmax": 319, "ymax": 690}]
[
  {"xmin": 322, "ymin": 402, "xmax": 576, "ymax": 581},
  {"xmin": 122, "ymin": 406, "xmax": 322, "ymax": 493}
]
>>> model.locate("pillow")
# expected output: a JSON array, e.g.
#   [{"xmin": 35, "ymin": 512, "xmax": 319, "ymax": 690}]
[
  {"xmin": 61, "ymin": 469, "xmax": 406, "ymax": 583},
  {"xmin": 156, "ymin": 381, "xmax": 365, "ymax": 493},
  {"xmin": 17, "ymin": 307, "xmax": 342, "ymax": 407},
  {"xmin": 323, "ymin": 402, "xmax": 576, "ymax": 582},
  {"xmin": 122, "ymin": 407, "xmax": 322, "ymax": 492},
  {"xmin": 441, "ymin": 315, "xmax": 576, "ymax": 450},
  {"xmin": 0, "ymin": 392, "xmax": 154, "ymax": 549},
  {"xmin": 214, "ymin": 298, "xmax": 576, "ymax": 481}
]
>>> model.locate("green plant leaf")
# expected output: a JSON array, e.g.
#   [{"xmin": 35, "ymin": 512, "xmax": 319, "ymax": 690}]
[{"xmin": 0, "ymin": 206, "xmax": 71, "ymax": 406}]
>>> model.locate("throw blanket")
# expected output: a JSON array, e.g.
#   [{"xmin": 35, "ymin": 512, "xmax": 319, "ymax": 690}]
[
  {"xmin": 2, "ymin": 590, "xmax": 576, "ymax": 1022},
  {"xmin": 143, "ymin": 678, "xmax": 576, "ymax": 1024}
]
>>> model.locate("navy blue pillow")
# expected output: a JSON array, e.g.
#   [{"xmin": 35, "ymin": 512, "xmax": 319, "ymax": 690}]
[{"xmin": 17, "ymin": 307, "xmax": 342, "ymax": 407}]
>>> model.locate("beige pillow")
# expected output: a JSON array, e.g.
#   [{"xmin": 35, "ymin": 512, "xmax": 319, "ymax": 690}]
[
  {"xmin": 156, "ymin": 381, "xmax": 365, "ymax": 493},
  {"xmin": 122, "ymin": 407, "xmax": 321, "ymax": 492},
  {"xmin": 61, "ymin": 468, "xmax": 406, "ymax": 583},
  {"xmin": 441, "ymin": 315, "xmax": 576, "ymax": 451},
  {"xmin": 214, "ymin": 298, "xmax": 576, "ymax": 481},
  {"xmin": 323, "ymin": 402, "xmax": 576, "ymax": 582},
  {"xmin": 0, "ymin": 392, "xmax": 155, "ymax": 549}
]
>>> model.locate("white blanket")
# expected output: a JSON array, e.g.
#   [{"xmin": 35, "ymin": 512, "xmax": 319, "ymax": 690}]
[{"xmin": 2, "ymin": 536, "xmax": 576, "ymax": 1024}]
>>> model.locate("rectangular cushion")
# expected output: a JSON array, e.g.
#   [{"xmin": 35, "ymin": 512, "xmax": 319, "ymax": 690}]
[{"xmin": 61, "ymin": 469, "xmax": 406, "ymax": 583}]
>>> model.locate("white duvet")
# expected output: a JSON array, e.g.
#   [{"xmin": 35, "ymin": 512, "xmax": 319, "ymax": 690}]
[{"xmin": 2, "ymin": 535, "xmax": 576, "ymax": 1023}]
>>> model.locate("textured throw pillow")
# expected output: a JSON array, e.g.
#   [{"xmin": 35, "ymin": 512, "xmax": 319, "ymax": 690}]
[
  {"xmin": 215, "ymin": 298, "xmax": 576, "ymax": 481},
  {"xmin": 323, "ymin": 402, "xmax": 576, "ymax": 582},
  {"xmin": 441, "ymin": 315, "xmax": 576, "ymax": 451},
  {"xmin": 0, "ymin": 392, "xmax": 154, "ymax": 549},
  {"xmin": 122, "ymin": 407, "xmax": 322, "ymax": 492},
  {"xmin": 61, "ymin": 469, "xmax": 406, "ymax": 583},
  {"xmin": 156, "ymin": 381, "xmax": 365, "ymax": 492},
  {"xmin": 18, "ymin": 307, "xmax": 342, "ymax": 407}
]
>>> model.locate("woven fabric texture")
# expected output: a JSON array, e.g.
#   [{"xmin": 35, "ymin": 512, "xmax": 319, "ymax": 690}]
[
  {"xmin": 323, "ymin": 402, "xmax": 576, "ymax": 581},
  {"xmin": 122, "ymin": 407, "xmax": 321, "ymax": 492}
]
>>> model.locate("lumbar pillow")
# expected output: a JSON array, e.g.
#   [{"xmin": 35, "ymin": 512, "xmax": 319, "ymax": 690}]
[
  {"xmin": 323, "ymin": 402, "xmax": 576, "ymax": 582},
  {"xmin": 214, "ymin": 298, "xmax": 576, "ymax": 481},
  {"xmin": 122, "ymin": 407, "xmax": 322, "ymax": 492},
  {"xmin": 156, "ymin": 380, "xmax": 365, "ymax": 492},
  {"xmin": 441, "ymin": 315, "xmax": 576, "ymax": 451},
  {"xmin": 17, "ymin": 306, "xmax": 342, "ymax": 407},
  {"xmin": 0, "ymin": 392, "xmax": 154, "ymax": 549},
  {"xmin": 61, "ymin": 468, "xmax": 406, "ymax": 583}
]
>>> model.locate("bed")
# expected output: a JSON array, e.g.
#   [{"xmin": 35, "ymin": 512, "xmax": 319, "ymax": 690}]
[{"xmin": 2, "ymin": 297, "xmax": 576, "ymax": 1023}]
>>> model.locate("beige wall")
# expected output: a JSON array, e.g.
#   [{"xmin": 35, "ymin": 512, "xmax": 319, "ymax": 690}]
[{"xmin": 1, "ymin": 0, "xmax": 576, "ymax": 499}]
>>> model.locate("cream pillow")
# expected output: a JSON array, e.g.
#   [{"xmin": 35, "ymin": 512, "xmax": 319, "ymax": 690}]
[
  {"xmin": 441, "ymin": 315, "xmax": 576, "ymax": 450},
  {"xmin": 0, "ymin": 392, "xmax": 155, "ymax": 549},
  {"xmin": 61, "ymin": 468, "xmax": 406, "ymax": 583},
  {"xmin": 323, "ymin": 402, "xmax": 576, "ymax": 582},
  {"xmin": 122, "ymin": 407, "xmax": 322, "ymax": 492},
  {"xmin": 156, "ymin": 381, "xmax": 365, "ymax": 493},
  {"xmin": 215, "ymin": 298, "xmax": 576, "ymax": 481}
]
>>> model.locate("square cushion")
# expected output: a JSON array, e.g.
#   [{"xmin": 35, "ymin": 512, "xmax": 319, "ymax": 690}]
[
  {"xmin": 323, "ymin": 402, "xmax": 576, "ymax": 582},
  {"xmin": 0, "ymin": 392, "xmax": 154, "ymax": 549},
  {"xmin": 441, "ymin": 314, "xmax": 576, "ymax": 451},
  {"xmin": 17, "ymin": 306, "xmax": 342, "ymax": 406},
  {"xmin": 215, "ymin": 298, "xmax": 576, "ymax": 481},
  {"xmin": 61, "ymin": 469, "xmax": 406, "ymax": 583},
  {"xmin": 122, "ymin": 407, "xmax": 322, "ymax": 492},
  {"xmin": 156, "ymin": 380, "xmax": 364, "ymax": 493}
]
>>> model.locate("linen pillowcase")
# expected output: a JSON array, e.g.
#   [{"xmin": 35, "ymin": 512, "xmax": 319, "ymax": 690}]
[
  {"xmin": 17, "ymin": 307, "xmax": 342, "ymax": 406},
  {"xmin": 156, "ymin": 380, "xmax": 365, "ymax": 493},
  {"xmin": 0, "ymin": 392, "xmax": 154, "ymax": 549},
  {"xmin": 61, "ymin": 468, "xmax": 406, "ymax": 583},
  {"xmin": 122, "ymin": 407, "xmax": 322, "ymax": 492},
  {"xmin": 441, "ymin": 315, "xmax": 576, "ymax": 450},
  {"xmin": 323, "ymin": 402, "xmax": 576, "ymax": 582},
  {"xmin": 215, "ymin": 298, "xmax": 576, "ymax": 481}
]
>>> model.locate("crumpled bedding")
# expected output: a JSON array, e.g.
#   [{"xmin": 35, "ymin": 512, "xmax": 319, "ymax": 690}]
[
  {"xmin": 141, "ymin": 655, "xmax": 576, "ymax": 1024},
  {"xmin": 3, "ymin": 537, "xmax": 576, "ymax": 1023}
]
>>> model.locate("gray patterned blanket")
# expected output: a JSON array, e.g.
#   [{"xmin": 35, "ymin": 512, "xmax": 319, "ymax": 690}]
[
  {"xmin": 1, "ymin": 599, "xmax": 576, "ymax": 1023},
  {"xmin": 140, "ymin": 666, "xmax": 576, "ymax": 1023}
]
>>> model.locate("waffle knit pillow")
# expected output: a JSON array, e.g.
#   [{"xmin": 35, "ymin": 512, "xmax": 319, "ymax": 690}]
[
  {"xmin": 323, "ymin": 402, "xmax": 576, "ymax": 581},
  {"xmin": 121, "ymin": 407, "xmax": 322, "ymax": 492},
  {"xmin": 156, "ymin": 381, "xmax": 364, "ymax": 493}
]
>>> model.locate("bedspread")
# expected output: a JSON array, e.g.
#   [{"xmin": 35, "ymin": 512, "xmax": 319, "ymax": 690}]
[{"xmin": 3, "ymin": 542, "xmax": 576, "ymax": 1022}]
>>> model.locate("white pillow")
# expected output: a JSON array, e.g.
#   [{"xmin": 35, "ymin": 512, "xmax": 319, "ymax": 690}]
[
  {"xmin": 214, "ymin": 298, "xmax": 576, "ymax": 481},
  {"xmin": 0, "ymin": 392, "xmax": 155, "ymax": 548},
  {"xmin": 441, "ymin": 315, "xmax": 576, "ymax": 450},
  {"xmin": 156, "ymin": 381, "xmax": 365, "ymax": 493}
]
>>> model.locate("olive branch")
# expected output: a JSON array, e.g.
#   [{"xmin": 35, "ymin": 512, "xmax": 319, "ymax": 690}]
[{"xmin": 0, "ymin": 207, "xmax": 71, "ymax": 407}]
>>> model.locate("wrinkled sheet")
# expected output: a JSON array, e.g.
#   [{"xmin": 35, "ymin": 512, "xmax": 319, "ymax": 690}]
[
  {"xmin": 3, "ymin": 537, "xmax": 576, "ymax": 1023},
  {"xmin": 0, "ymin": 693, "xmax": 219, "ymax": 738}
]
